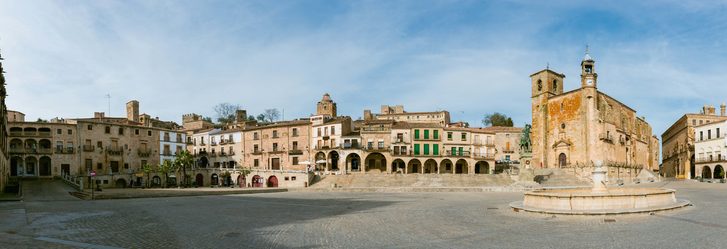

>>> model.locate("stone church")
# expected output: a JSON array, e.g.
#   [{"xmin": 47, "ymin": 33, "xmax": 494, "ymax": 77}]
[{"xmin": 529, "ymin": 52, "xmax": 660, "ymax": 170}]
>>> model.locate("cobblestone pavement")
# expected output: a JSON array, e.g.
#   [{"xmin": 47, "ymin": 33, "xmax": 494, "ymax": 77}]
[{"xmin": 0, "ymin": 180, "xmax": 726, "ymax": 248}]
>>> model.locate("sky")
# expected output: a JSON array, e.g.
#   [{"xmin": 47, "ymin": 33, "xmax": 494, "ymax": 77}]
[{"xmin": 2, "ymin": 0, "xmax": 727, "ymax": 137}]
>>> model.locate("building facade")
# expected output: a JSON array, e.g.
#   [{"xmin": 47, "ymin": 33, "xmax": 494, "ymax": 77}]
[
  {"xmin": 693, "ymin": 120, "xmax": 727, "ymax": 180},
  {"xmin": 0, "ymin": 54, "xmax": 9, "ymax": 191},
  {"xmin": 530, "ymin": 53, "xmax": 659, "ymax": 172},
  {"xmin": 661, "ymin": 105, "xmax": 727, "ymax": 178}
]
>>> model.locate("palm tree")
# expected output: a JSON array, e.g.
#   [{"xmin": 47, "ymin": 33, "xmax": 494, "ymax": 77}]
[
  {"xmin": 175, "ymin": 150, "xmax": 195, "ymax": 188},
  {"xmin": 141, "ymin": 163, "xmax": 155, "ymax": 188},
  {"xmin": 158, "ymin": 160, "xmax": 176, "ymax": 188}
]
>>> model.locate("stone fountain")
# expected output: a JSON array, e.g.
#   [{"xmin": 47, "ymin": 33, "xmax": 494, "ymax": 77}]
[{"xmin": 510, "ymin": 161, "xmax": 690, "ymax": 215}]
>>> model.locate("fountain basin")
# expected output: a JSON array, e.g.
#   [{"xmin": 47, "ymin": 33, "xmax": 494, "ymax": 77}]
[{"xmin": 510, "ymin": 188, "xmax": 690, "ymax": 215}]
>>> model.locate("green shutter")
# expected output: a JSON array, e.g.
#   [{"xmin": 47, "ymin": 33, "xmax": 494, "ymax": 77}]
[
  {"xmin": 458, "ymin": 147, "xmax": 463, "ymax": 156},
  {"xmin": 451, "ymin": 147, "xmax": 456, "ymax": 156},
  {"xmin": 414, "ymin": 130, "xmax": 420, "ymax": 140},
  {"xmin": 424, "ymin": 144, "xmax": 430, "ymax": 155},
  {"xmin": 433, "ymin": 144, "xmax": 439, "ymax": 155},
  {"xmin": 424, "ymin": 130, "xmax": 429, "ymax": 139},
  {"xmin": 433, "ymin": 130, "xmax": 439, "ymax": 140},
  {"xmin": 414, "ymin": 144, "xmax": 420, "ymax": 155}
]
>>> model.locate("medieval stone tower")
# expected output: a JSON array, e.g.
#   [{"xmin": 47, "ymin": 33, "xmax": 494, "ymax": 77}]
[
  {"xmin": 126, "ymin": 100, "xmax": 139, "ymax": 122},
  {"xmin": 530, "ymin": 67, "xmax": 565, "ymax": 168},
  {"xmin": 316, "ymin": 93, "xmax": 337, "ymax": 117}
]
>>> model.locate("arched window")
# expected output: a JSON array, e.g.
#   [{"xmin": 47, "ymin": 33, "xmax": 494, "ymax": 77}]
[
  {"xmin": 553, "ymin": 80, "xmax": 558, "ymax": 90},
  {"xmin": 558, "ymin": 153, "xmax": 567, "ymax": 167},
  {"xmin": 537, "ymin": 80, "xmax": 542, "ymax": 91}
]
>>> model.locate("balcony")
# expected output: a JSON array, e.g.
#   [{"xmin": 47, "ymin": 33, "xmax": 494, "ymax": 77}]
[
  {"xmin": 9, "ymin": 131, "xmax": 22, "ymax": 136},
  {"xmin": 445, "ymin": 150, "xmax": 471, "ymax": 157},
  {"xmin": 392, "ymin": 138, "xmax": 409, "ymax": 144},
  {"xmin": 252, "ymin": 150, "xmax": 263, "ymax": 155},
  {"xmin": 501, "ymin": 150, "xmax": 515, "ymax": 154},
  {"xmin": 269, "ymin": 149, "xmax": 285, "ymax": 154},
  {"xmin": 361, "ymin": 127, "xmax": 390, "ymax": 132},
  {"xmin": 391, "ymin": 150, "xmax": 410, "ymax": 156},
  {"xmin": 253, "ymin": 136, "xmax": 260, "ymax": 141},
  {"xmin": 599, "ymin": 133, "xmax": 614, "ymax": 143},
  {"xmin": 473, "ymin": 153, "xmax": 495, "ymax": 160},
  {"xmin": 211, "ymin": 141, "xmax": 217, "ymax": 146},
  {"xmin": 83, "ymin": 145, "xmax": 95, "ymax": 152},
  {"xmin": 138, "ymin": 148, "xmax": 152, "ymax": 157},
  {"xmin": 38, "ymin": 148, "xmax": 53, "ymax": 154},
  {"xmin": 23, "ymin": 131, "xmax": 37, "ymax": 137},
  {"xmin": 9, "ymin": 147, "xmax": 24, "ymax": 154},
  {"xmin": 696, "ymin": 156, "xmax": 727, "ymax": 163},
  {"xmin": 363, "ymin": 146, "xmax": 389, "ymax": 152},
  {"xmin": 343, "ymin": 143, "xmax": 361, "ymax": 149},
  {"xmin": 289, "ymin": 149, "xmax": 303, "ymax": 155},
  {"xmin": 38, "ymin": 131, "xmax": 52, "ymax": 137},
  {"xmin": 163, "ymin": 137, "xmax": 170, "ymax": 142},
  {"xmin": 106, "ymin": 147, "xmax": 123, "ymax": 156},
  {"xmin": 322, "ymin": 135, "xmax": 330, "ymax": 140},
  {"xmin": 162, "ymin": 151, "xmax": 173, "ymax": 156},
  {"xmin": 414, "ymin": 137, "xmax": 440, "ymax": 141}
]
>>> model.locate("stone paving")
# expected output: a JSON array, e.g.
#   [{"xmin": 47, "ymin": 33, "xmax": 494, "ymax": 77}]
[{"xmin": 0, "ymin": 180, "xmax": 725, "ymax": 248}]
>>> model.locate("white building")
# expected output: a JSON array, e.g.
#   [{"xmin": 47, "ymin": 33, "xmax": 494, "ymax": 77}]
[
  {"xmin": 694, "ymin": 120, "xmax": 727, "ymax": 180},
  {"xmin": 160, "ymin": 129, "xmax": 187, "ymax": 163}
]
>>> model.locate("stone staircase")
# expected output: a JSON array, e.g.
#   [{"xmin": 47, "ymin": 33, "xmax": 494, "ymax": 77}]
[
  {"xmin": 311, "ymin": 173, "xmax": 515, "ymax": 189},
  {"xmin": 532, "ymin": 168, "xmax": 591, "ymax": 187}
]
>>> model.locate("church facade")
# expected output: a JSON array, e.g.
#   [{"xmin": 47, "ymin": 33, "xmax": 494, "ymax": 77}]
[{"xmin": 530, "ymin": 53, "xmax": 659, "ymax": 171}]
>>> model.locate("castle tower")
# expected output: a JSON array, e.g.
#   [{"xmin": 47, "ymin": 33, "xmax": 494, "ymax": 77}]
[
  {"xmin": 530, "ymin": 68, "xmax": 565, "ymax": 168},
  {"xmin": 126, "ymin": 100, "xmax": 139, "ymax": 122},
  {"xmin": 316, "ymin": 93, "xmax": 337, "ymax": 117}
]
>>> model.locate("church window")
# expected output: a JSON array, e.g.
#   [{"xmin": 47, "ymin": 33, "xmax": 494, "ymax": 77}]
[
  {"xmin": 537, "ymin": 80, "xmax": 542, "ymax": 91},
  {"xmin": 553, "ymin": 80, "xmax": 558, "ymax": 90},
  {"xmin": 561, "ymin": 123, "xmax": 565, "ymax": 129}
]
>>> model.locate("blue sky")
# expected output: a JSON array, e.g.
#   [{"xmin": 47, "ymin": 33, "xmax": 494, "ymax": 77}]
[{"xmin": 2, "ymin": 0, "xmax": 727, "ymax": 137}]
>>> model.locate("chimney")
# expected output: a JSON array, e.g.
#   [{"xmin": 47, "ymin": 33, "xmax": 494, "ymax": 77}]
[
  {"xmin": 94, "ymin": 112, "xmax": 105, "ymax": 118},
  {"xmin": 236, "ymin": 109, "xmax": 248, "ymax": 123},
  {"xmin": 721, "ymin": 103, "xmax": 726, "ymax": 116},
  {"xmin": 126, "ymin": 100, "xmax": 140, "ymax": 122},
  {"xmin": 363, "ymin": 110, "xmax": 373, "ymax": 120}
]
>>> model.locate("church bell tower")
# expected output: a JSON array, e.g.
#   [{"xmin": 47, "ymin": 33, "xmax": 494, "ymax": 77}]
[{"xmin": 581, "ymin": 47, "xmax": 598, "ymax": 88}]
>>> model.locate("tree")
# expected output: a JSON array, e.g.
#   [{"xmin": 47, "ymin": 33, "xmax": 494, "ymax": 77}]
[
  {"xmin": 141, "ymin": 163, "xmax": 155, "ymax": 188},
  {"xmin": 248, "ymin": 115, "xmax": 255, "ymax": 121},
  {"xmin": 256, "ymin": 114, "xmax": 266, "ymax": 123},
  {"xmin": 482, "ymin": 112, "xmax": 514, "ymax": 127},
  {"xmin": 174, "ymin": 150, "xmax": 195, "ymax": 188},
  {"xmin": 202, "ymin": 116, "xmax": 213, "ymax": 123},
  {"xmin": 157, "ymin": 160, "xmax": 176, "ymax": 188},
  {"xmin": 263, "ymin": 108, "xmax": 280, "ymax": 123},
  {"xmin": 214, "ymin": 103, "xmax": 242, "ymax": 124}
]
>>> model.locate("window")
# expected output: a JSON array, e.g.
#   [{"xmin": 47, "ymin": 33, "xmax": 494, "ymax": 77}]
[
  {"xmin": 135, "ymin": 129, "xmax": 139, "ymax": 135},
  {"xmin": 718, "ymin": 128, "xmax": 721, "ymax": 138},
  {"xmin": 292, "ymin": 128, "xmax": 298, "ymax": 137},
  {"xmin": 367, "ymin": 141, "xmax": 373, "ymax": 149},
  {"xmin": 461, "ymin": 133, "xmax": 467, "ymax": 141},
  {"xmin": 253, "ymin": 144, "xmax": 259, "ymax": 153},
  {"xmin": 433, "ymin": 130, "xmax": 439, "ymax": 139},
  {"xmin": 700, "ymin": 131, "xmax": 704, "ymax": 141},
  {"xmin": 693, "ymin": 120, "xmax": 696, "ymax": 126},
  {"xmin": 414, "ymin": 144, "xmax": 420, "ymax": 155},
  {"xmin": 423, "ymin": 144, "xmax": 430, "ymax": 155},
  {"xmin": 451, "ymin": 147, "xmax": 457, "ymax": 156},
  {"xmin": 105, "ymin": 126, "xmax": 111, "ymax": 134},
  {"xmin": 447, "ymin": 132, "xmax": 453, "ymax": 140},
  {"xmin": 272, "ymin": 130, "xmax": 278, "ymax": 138},
  {"xmin": 292, "ymin": 157, "xmax": 299, "ymax": 165},
  {"xmin": 273, "ymin": 143, "xmax": 278, "ymax": 151},
  {"xmin": 317, "ymin": 128, "xmax": 321, "ymax": 137},
  {"xmin": 414, "ymin": 129, "xmax": 420, "ymax": 139},
  {"xmin": 97, "ymin": 141, "xmax": 103, "ymax": 148},
  {"xmin": 424, "ymin": 130, "xmax": 429, "ymax": 139},
  {"xmin": 147, "ymin": 130, "xmax": 152, "ymax": 136},
  {"xmin": 292, "ymin": 141, "xmax": 298, "ymax": 150},
  {"xmin": 433, "ymin": 144, "xmax": 439, "ymax": 155},
  {"xmin": 57, "ymin": 129, "xmax": 62, "ymax": 135},
  {"xmin": 68, "ymin": 129, "xmax": 72, "ymax": 135},
  {"xmin": 458, "ymin": 147, "xmax": 464, "ymax": 156},
  {"xmin": 331, "ymin": 127, "xmax": 336, "ymax": 135},
  {"xmin": 377, "ymin": 141, "xmax": 384, "ymax": 149},
  {"xmin": 708, "ymin": 130, "xmax": 712, "ymax": 140},
  {"xmin": 124, "ymin": 163, "xmax": 129, "ymax": 169},
  {"xmin": 254, "ymin": 159, "xmax": 259, "ymax": 167},
  {"xmin": 87, "ymin": 125, "xmax": 92, "ymax": 130},
  {"xmin": 118, "ymin": 127, "xmax": 124, "ymax": 135},
  {"xmin": 97, "ymin": 163, "xmax": 103, "ymax": 170},
  {"xmin": 553, "ymin": 80, "xmax": 557, "ymax": 90}
]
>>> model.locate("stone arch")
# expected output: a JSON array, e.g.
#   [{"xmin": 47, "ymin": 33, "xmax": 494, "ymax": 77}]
[
  {"xmin": 364, "ymin": 153, "xmax": 387, "ymax": 173},
  {"xmin": 195, "ymin": 173, "xmax": 204, "ymax": 186},
  {"xmin": 440, "ymin": 159, "xmax": 454, "ymax": 174},
  {"xmin": 10, "ymin": 156, "xmax": 22, "ymax": 176},
  {"xmin": 475, "ymin": 161, "xmax": 490, "ymax": 174},
  {"xmin": 702, "ymin": 166, "xmax": 712, "ymax": 179},
  {"xmin": 25, "ymin": 156, "xmax": 37, "ymax": 175},
  {"xmin": 559, "ymin": 153, "xmax": 567, "ymax": 167},
  {"xmin": 346, "ymin": 153, "xmax": 361, "ymax": 172},
  {"xmin": 39, "ymin": 156, "xmax": 52, "ymax": 176},
  {"xmin": 252, "ymin": 175, "xmax": 263, "ymax": 188},
  {"xmin": 115, "ymin": 178, "xmax": 127, "ymax": 188},
  {"xmin": 25, "ymin": 139, "xmax": 37, "ymax": 152},
  {"xmin": 315, "ymin": 152, "xmax": 326, "ymax": 171},
  {"xmin": 391, "ymin": 159, "xmax": 406, "ymax": 173},
  {"xmin": 455, "ymin": 159, "xmax": 468, "ymax": 174},
  {"xmin": 407, "ymin": 159, "xmax": 422, "ymax": 174},
  {"xmin": 9, "ymin": 138, "xmax": 22, "ymax": 150},
  {"xmin": 211, "ymin": 174, "xmax": 219, "ymax": 185},
  {"xmin": 328, "ymin": 151, "xmax": 340, "ymax": 171},
  {"xmin": 423, "ymin": 159, "xmax": 437, "ymax": 174},
  {"xmin": 23, "ymin": 127, "xmax": 37, "ymax": 135},
  {"xmin": 715, "ymin": 165, "xmax": 725, "ymax": 179},
  {"xmin": 238, "ymin": 174, "xmax": 246, "ymax": 188},
  {"xmin": 267, "ymin": 175, "xmax": 279, "ymax": 187},
  {"xmin": 198, "ymin": 156, "xmax": 209, "ymax": 168}
]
